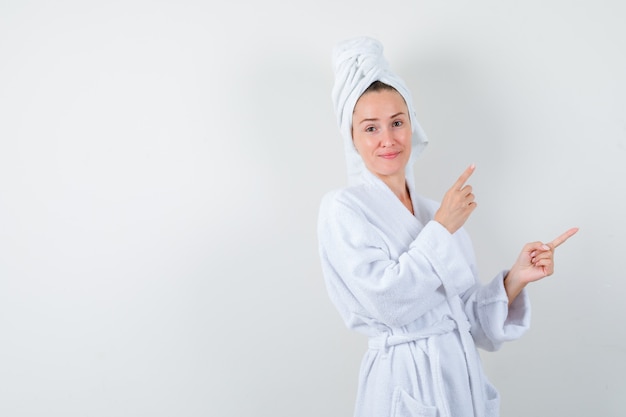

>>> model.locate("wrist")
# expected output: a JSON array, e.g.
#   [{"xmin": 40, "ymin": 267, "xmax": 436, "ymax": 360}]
[{"xmin": 504, "ymin": 269, "xmax": 527, "ymax": 306}]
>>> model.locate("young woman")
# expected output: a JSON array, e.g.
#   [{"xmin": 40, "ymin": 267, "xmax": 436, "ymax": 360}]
[{"xmin": 317, "ymin": 36, "xmax": 577, "ymax": 417}]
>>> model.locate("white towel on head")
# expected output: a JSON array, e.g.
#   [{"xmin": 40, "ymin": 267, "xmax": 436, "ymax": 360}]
[{"xmin": 331, "ymin": 36, "xmax": 428, "ymax": 188}]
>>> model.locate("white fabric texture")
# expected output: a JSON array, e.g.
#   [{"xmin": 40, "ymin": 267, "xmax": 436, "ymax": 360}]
[
  {"xmin": 331, "ymin": 36, "xmax": 428, "ymax": 188},
  {"xmin": 319, "ymin": 37, "xmax": 531, "ymax": 417}
]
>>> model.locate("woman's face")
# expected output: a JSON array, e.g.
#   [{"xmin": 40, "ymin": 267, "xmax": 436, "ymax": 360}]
[{"xmin": 352, "ymin": 89, "xmax": 412, "ymax": 183}]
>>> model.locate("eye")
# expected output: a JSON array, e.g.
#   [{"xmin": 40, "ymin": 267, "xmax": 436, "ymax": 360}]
[
  {"xmin": 392, "ymin": 120, "xmax": 403, "ymax": 127},
  {"xmin": 365, "ymin": 126, "xmax": 376, "ymax": 133}
]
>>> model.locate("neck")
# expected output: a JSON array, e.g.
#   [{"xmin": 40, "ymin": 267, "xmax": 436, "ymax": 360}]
[{"xmin": 378, "ymin": 174, "xmax": 413, "ymax": 214}]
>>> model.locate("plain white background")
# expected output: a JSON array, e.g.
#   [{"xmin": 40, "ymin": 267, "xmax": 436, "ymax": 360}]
[{"xmin": 1, "ymin": 1, "xmax": 624, "ymax": 416}]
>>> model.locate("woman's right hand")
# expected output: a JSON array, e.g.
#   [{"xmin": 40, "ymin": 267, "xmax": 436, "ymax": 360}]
[{"xmin": 434, "ymin": 164, "xmax": 477, "ymax": 234}]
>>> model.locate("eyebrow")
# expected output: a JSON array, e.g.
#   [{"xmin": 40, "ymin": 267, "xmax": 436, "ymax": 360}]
[{"xmin": 358, "ymin": 112, "xmax": 406, "ymax": 125}]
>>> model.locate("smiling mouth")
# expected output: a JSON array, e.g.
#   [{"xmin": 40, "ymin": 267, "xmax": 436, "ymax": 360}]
[{"xmin": 379, "ymin": 152, "xmax": 399, "ymax": 159}]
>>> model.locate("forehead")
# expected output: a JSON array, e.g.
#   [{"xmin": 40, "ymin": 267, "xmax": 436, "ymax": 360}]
[{"xmin": 353, "ymin": 89, "xmax": 408, "ymax": 118}]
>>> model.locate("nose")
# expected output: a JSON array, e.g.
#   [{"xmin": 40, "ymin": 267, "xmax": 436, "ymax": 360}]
[{"xmin": 381, "ymin": 129, "xmax": 394, "ymax": 147}]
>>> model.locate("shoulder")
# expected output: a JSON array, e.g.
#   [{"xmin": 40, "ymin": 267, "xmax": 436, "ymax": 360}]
[
  {"xmin": 317, "ymin": 185, "xmax": 383, "ymax": 240},
  {"xmin": 317, "ymin": 185, "xmax": 387, "ymax": 251},
  {"xmin": 319, "ymin": 184, "xmax": 375, "ymax": 217}
]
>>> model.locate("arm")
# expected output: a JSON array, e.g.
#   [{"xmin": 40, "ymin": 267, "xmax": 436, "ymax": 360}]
[
  {"xmin": 318, "ymin": 197, "xmax": 476, "ymax": 328},
  {"xmin": 462, "ymin": 228, "xmax": 578, "ymax": 351},
  {"xmin": 318, "ymin": 165, "xmax": 479, "ymax": 328},
  {"xmin": 462, "ymin": 272, "xmax": 531, "ymax": 352}
]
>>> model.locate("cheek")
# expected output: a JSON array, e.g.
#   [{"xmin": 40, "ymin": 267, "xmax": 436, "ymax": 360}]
[
  {"xmin": 352, "ymin": 135, "xmax": 368, "ymax": 154},
  {"xmin": 400, "ymin": 130, "xmax": 412, "ymax": 147}
]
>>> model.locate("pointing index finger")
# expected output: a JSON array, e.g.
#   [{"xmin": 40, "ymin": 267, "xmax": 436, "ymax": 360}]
[
  {"xmin": 454, "ymin": 164, "xmax": 476, "ymax": 190},
  {"xmin": 550, "ymin": 227, "xmax": 579, "ymax": 248}
]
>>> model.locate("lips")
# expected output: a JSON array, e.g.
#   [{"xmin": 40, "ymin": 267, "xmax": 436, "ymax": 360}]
[{"xmin": 379, "ymin": 152, "xmax": 400, "ymax": 159}]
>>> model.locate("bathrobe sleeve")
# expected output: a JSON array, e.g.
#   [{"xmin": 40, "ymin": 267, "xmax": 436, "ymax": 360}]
[
  {"xmin": 438, "ymin": 223, "xmax": 531, "ymax": 351},
  {"xmin": 461, "ymin": 272, "xmax": 531, "ymax": 352},
  {"xmin": 318, "ymin": 192, "xmax": 477, "ymax": 329}
]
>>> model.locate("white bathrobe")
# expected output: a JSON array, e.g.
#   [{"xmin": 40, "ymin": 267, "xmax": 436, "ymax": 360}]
[
  {"xmin": 317, "ymin": 168, "xmax": 531, "ymax": 417},
  {"xmin": 320, "ymin": 36, "xmax": 531, "ymax": 417}
]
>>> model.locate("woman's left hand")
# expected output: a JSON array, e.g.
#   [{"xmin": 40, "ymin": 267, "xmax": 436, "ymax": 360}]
[{"xmin": 505, "ymin": 227, "xmax": 579, "ymax": 304}]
